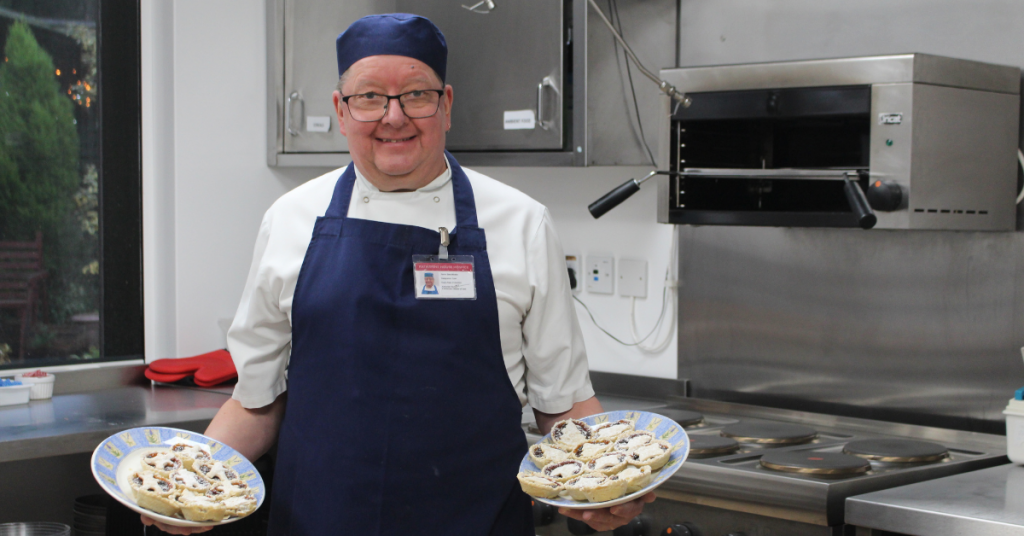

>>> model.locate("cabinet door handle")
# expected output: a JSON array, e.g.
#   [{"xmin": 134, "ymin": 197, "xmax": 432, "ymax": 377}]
[
  {"xmin": 536, "ymin": 76, "xmax": 560, "ymax": 130},
  {"xmin": 286, "ymin": 91, "xmax": 304, "ymax": 136},
  {"xmin": 461, "ymin": 0, "xmax": 495, "ymax": 14}
]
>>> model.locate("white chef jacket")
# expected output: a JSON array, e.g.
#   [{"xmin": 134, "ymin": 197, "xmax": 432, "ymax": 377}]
[{"xmin": 228, "ymin": 160, "xmax": 595, "ymax": 414}]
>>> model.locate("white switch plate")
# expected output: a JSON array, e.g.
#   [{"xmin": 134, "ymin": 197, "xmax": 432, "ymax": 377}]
[
  {"xmin": 618, "ymin": 258, "xmax": 647, "ymax": 298},
  {"xmin": 586, "ymin": 255, "xmax": 614, "ymax": 294},
  {"xmin": 565, "ymin": 253, "xmax": 581, "ymax": 294}
]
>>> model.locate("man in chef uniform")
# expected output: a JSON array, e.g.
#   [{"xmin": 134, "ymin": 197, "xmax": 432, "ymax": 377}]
[{"xmin": 143, "ymin": 13, "xmax": 653, "ymax": 536}]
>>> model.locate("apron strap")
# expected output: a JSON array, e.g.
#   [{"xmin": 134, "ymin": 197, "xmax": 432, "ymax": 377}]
[{"xmin": 322, "ymin": 152, "xmax": 480, "ymax": 229}]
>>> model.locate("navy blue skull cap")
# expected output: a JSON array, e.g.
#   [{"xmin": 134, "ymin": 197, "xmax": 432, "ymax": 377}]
[{"xmin": 336, "ymin": 13, "xmax": 448, "ymax": 83}]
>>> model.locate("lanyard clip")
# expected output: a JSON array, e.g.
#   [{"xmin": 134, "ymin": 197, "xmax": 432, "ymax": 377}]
[{"xmin": 439, "ymin": 227, "xmax": 450, "ymax": 260}]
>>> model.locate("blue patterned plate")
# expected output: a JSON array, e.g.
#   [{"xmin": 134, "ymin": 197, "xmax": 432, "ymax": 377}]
[
  {"xmin": 520, "ymin": 411, "xmax": 689, "ymax": 509},
  {"xmin": 90, "ymin": 427, "xmax": 265, "ymax": 527}
]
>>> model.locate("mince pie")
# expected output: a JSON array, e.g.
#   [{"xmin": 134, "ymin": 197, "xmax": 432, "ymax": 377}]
[
  {"xmin": 580, "ymin": 473, "xmax": 628, "ymax": 503},
  {"xmin": 541, "ymin": 459, "xmax": 586, "ymax": 482},
  {"xmin": 551, "ymin": 419, "xmax": 592, "ymax": 449},
  {"xmin": 571, "ymin": 439, "xmax": 613, "ymax": 461},
  {"xmin": 561, "ymin": 473, "xmax": 609, "ymax": 501},
  {"xmin": 516, "ymin": 471, "xmax": 563, "ymax": 499},
  {"xmin": 591, "ymin": 419, "xmax": 635, "ymax": 441},
  {"xmin": 628, "ymin": 440, "xmax": 673, "ymax": 470},
  {"xmin": 585, "ymin": 452, "xmax": 628, "ymax": 475},
  {"xmin": 616, "ymin": 464, "xmax": 653, "ymax": 493},
  {"xmin": 528, "ymin": 443, "xmax": 570, "ymax": 467}
]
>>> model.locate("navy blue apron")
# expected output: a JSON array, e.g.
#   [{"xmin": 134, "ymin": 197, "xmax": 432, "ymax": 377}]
[{"xmin": 268, "ymin": 153, "xmax": 532, "ymax": 535}]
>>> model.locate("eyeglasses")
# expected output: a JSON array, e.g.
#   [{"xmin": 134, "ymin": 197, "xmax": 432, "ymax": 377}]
[{"xmin": 341, "ymin": 89, "xmax": 445, "ymax": 122}]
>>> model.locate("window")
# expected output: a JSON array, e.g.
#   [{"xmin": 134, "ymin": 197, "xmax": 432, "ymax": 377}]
[{"xmin": 0, "ymin": 0, "xmax": 141, "ymax": 369}]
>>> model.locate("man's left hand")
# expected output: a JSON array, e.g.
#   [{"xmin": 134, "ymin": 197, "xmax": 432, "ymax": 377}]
[{"xmin": 558, "ymin": 492, "xmax": 656, "ymax": 532}]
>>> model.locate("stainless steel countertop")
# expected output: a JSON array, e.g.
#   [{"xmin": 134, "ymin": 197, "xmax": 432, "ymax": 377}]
[
  {"xmin": 0, "ymin": 384, "xmax": 232, "ymax": 463},
  {"xmin": 846, "ymin": 464, "xmax": 1024, "ymax": 535}
]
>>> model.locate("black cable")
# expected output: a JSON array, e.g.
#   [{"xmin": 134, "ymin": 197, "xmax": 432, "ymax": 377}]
[
  {"xmin": 573, "ymin": 291, "xmax": 668, "ymax": 347},
  {"xmin": 609, "ymin": 0, "xmax": 657, "ymax": 167}
]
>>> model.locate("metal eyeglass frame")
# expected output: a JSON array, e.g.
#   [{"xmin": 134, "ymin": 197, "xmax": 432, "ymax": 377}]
[{"xmin": 341, "ymin": 89, "xmax": 445, "ymax": 122}]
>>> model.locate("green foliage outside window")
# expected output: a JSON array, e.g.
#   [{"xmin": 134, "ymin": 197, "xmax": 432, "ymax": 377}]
[{"xmin": 0, "ymin": 21, "xmax": 98, "ymax": 338}]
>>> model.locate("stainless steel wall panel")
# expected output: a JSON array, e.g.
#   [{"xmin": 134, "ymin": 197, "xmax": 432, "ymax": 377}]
[
  {"xmin": 587, "ymin": 0, "xmax": 678, "ymax": 165},
  {"xmin": 677, "ymin": 0, "xmax": 1024, "ymax": 77},
  {"xmin": 666, "ymin": 3, "xmax": 1024, "ymax": 430},
  {"xmin": 676, "ymin": 225, "xmax": 1024, "ymax": 431}
]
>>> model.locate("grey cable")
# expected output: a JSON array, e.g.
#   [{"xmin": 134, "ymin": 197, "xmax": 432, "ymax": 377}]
[
  {"xmin": 573, "ymin": 291, "xmax": 669, "ymax": 347},
  {"xmin": 609, "ymin": 0, "xmax": 657, "ymax": 167}
]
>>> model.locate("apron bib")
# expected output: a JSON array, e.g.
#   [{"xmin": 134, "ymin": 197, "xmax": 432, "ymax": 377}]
[{"xmin": 268, "ymin": 153, "xmax": 532, "ymax": 535}]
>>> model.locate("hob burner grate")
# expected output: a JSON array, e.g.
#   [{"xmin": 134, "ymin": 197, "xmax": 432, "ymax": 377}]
[
  {"xmin": 721, "ymin": 422, "xmax": 817, "ymax": 445},
  {"xmin": 688, "ymin": 435, "xmax": 740, "ymax": 457},
  {"xmin": 656, "ymin": 409, "xmax": 706, "ymax": 427},
  {"xmin": 842, "ymin": 438, "xmax": 949, "ymax": 463},
  {"xmin": 760, "ymin": 450, "xmax": 871, "ymax": 476}
]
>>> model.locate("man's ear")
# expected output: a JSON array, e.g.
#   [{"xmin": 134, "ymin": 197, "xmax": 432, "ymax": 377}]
[{"xmin": 333, "ymin": 91, "xmax": 347, "ymax": 136}]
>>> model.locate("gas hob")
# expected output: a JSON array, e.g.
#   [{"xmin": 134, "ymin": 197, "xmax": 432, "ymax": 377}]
[{"xmin": 526, "ymin": 397, "xmax": 1007, "ymax": 536}]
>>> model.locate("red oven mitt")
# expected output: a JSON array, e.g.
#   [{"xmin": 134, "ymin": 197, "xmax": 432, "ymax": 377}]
[
  {"xmin": 148, "ymin": 349, "xmax": 237, "ymax": 387},
  {"xmin": 144, "ymin": 368, "xmax": 191, "ymax": 383}
]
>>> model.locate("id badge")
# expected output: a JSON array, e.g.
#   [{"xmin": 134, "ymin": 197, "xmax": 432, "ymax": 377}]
[{"xmin": 412, "ymin": 254, "xmax": 476, "ymax": 300}]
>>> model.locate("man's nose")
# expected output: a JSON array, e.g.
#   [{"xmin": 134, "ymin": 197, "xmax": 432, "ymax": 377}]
[{"xmin": 380, "ymin": 99, "xmax": 408, "ymax": 127}]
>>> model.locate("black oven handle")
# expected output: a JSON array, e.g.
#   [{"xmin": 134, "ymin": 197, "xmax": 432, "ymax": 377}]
[
  {"xmin": 843, "ymin": 173, "xmax": 878, "ymax": 229},
  {"xmin": 589, "ymin": 170, "xmax": 679, "ymax": 219}
]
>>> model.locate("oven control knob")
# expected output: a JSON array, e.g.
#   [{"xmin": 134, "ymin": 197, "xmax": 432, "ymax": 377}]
[
  {"xmin": 613, "ymin": 515, "xmax": 650, "ymax": 536},
  {"xmin": 867, "ymin": 180, "xmax": 905, "ymax": 211},
  {"xmin": 567, "ymin": 517, "xmax": 598, "ymax": 535},
  {"xmin": 531, "ymin": 500, "xmax": 556, "ymax": 526},
  {"xmin": 661, "ymin": 523, "xmax": 701, "ymax": 536}
]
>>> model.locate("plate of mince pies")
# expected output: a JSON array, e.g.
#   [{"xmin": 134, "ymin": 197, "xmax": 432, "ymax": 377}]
[
  {"xmin": 90, "ymin": 427, "xmax": 264, "ymax": 527},
  {"xmin": 518, "ymin": 411, "xmax": 689, "ymax": 509}
]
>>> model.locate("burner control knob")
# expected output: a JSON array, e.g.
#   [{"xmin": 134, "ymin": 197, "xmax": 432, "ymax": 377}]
[
  {"xmin": 567, "ymin": 517, "xmax": 597, "ymax": 535},
  {"xmin": 661, "ymin": 523, "xmax": 701, "ymax": 536},
  {"xmin": 866, "ymin": 180, "xmax": 906, "ymax": 211},
  {"xmin": 613, "ymin": 515, "xmax": 650, "ymax": 536},
  {"xmin": 531, "ymin": 500, "xmax": 556, "ymax": 527}
]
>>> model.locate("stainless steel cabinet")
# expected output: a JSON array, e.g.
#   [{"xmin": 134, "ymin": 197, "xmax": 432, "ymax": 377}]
[{"xmin": 267, "ymin": 0, "xmax": 586, "ymax": 166}]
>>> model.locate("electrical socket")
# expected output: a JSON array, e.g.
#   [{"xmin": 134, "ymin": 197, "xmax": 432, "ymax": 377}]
[
  {"xmin": 565, "ymin": 253, "xmax": 581, "ymax": 294},
  {"xmin": 586, "ymin": 254, "xmax": 615, "ymax": 294}
]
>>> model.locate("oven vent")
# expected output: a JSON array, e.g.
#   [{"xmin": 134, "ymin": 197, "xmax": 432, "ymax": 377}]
[{"xmin": 913, "ymin": 208, "xmax": 989, "ymax": 215}]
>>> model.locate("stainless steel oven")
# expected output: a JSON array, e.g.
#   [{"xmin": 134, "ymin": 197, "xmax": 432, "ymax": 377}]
[{"xmin": 655, "ymin": 54, "xmax": 1021, "ymax": 231}]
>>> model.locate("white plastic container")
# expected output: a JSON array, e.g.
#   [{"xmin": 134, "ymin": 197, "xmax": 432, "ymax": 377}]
[
  {"xmin": 1004, "ymin": 398, "xmax": 1024, "ymax": 464},
  {"xmin": 15, "ymin": 373, "xmax": 55, "ymax": 400},
  {"xmin": 0, "ymin": 384, "xmax": 31, "ymax": 406}
]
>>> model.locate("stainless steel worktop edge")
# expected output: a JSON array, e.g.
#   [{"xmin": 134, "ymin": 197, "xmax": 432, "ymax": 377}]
[
  {"xmin": 0, "ymin": 385, "xmax": 231, "ymax": 463},
  {"xmin": 846, "ymin": 464, "xmax": 1024, "ymax": 535}
]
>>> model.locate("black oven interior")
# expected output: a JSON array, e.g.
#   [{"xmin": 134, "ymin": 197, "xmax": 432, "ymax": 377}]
[{"xmin": 668, "ymin": 86, "xmax": 873, "ymax": 227}]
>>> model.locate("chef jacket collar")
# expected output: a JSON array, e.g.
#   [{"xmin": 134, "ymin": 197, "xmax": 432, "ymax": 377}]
[{"xmin": 352, "ymin": 156, "xmax": 452, "ymax": 195}]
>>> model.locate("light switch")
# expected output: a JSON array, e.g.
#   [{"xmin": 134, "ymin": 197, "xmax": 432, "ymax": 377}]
[
  {"xmin": 586, "ymin": 255, "xmax": 614, "ymax": 294},
  {"xmin": 618, "ymin": 258, "xmax": 647, "ymax": 298}
]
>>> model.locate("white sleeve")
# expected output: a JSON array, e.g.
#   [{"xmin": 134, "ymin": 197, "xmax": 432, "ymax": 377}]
[
  {"xmin": 227, "ymin": 210, "xmax": 291, "ymax": 409},
  {"xmin": 520, "ymin": 209, "xmax": 595, "ymax": 414}
]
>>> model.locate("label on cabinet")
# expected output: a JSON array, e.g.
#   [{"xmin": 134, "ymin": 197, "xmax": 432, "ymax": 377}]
[
  {"xmin": 503, "ymin": 110, "xmax": 536, "ymax": 130},
  {"xmin": 306, "ymin": 116, "xmax": 331, "ymax": 133}
]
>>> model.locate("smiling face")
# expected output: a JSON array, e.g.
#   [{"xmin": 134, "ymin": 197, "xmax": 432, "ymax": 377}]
[
  {"xmin": 424, "ymin": 275, "xmax": 435, "ymax": 288},
  {"xmin": 333, "ymin": 55, "xmax": 453, "ymax": 192}
]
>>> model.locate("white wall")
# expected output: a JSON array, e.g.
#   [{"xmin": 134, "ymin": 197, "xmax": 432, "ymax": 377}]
[{"xmin": 141, "ymin": 0, "xmax": 677, "ymax": 379}]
